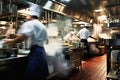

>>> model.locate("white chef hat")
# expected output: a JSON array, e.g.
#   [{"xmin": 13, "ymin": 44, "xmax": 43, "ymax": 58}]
[
  {"xmin": 81, "ymin": 25, "xmax": 85, "ymax": 27},
  {"xmin": 70, "ymin": 31, "xmax": 75, "ymax": 34},
  {"xmin": 27, "ymin": 3, "xmax": 41, "ymax": 18}
]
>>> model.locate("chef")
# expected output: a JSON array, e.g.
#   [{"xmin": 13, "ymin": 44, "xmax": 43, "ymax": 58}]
[
  {"xmin": 63, "ymin": 31, "xmax": 80, "ymax": 43},
  {"xmin": 77, "ymin": 24, "xmax": 91, "ymax": 54},
  {"xmin": 63, "ymin": 31, "xmax": 75, "ymax": 42},
  {"xmin": 3, "ymin": 3, "xmax": 49, "ymax": 80}
]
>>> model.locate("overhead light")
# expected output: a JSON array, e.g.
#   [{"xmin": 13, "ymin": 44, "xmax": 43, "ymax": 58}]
[
  {"xmin": 94, "ymin": 9, "xmax": 104, "ymax": 12},
  {"xmin": 90, "ymin": 19, "xmax": 93, "ymax": 23},
  {"xmin": 0, "ymin": 26, "xmax": 6, "ymax": 29},
  {"xmin": 0, "ymin": 21, "xmax": 7, "ymax": 25},
  {"xmin": 97, "ymin": 15, "xmax": 107, "ymax": 21},
  {"xmin": 72, "ymin": 21, "xmax": 87, "ymax": 24},
  {"xmin": 18, "ymin": 8, "xmax": 30, "ymax": 16},
  {"xmin": 104, "ymin": 20, "xmax": 108, "ymax": 23},
  {"xmin": 61, "ymin": 0, "xmax": 71, "ymax": 2}
]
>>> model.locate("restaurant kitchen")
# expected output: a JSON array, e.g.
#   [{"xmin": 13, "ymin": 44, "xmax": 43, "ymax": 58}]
[{"xmin": 0, "ymin": 0, "xmax": 120, "ymax": 80}]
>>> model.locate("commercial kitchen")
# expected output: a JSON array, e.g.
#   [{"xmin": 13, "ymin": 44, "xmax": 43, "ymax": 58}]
[{"xmin": 0, "ymin": 0, "xmax": 120, "ymax": 80}]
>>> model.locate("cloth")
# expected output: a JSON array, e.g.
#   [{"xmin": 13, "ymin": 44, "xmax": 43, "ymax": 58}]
[
  {"xmin": 63, "ymin": 33, "xmax": 72, "ymax": 41},
  {"xmin": 26, "ymin": 2, "xmax": 41, "ymax": 18},
  {"xmin": 17, "ymin": 19, "xmax": 49, "ymax": 80},
  {"xmin": 77, "ymin": 27, "xmax": 91, "ymax": 54},
  {"xmin": 81, "ymin": 39, "xmax": 89, "ymax": 51},
  {"xmin": 17, "ymin": 19, "xmax": 48, "ymax": 48},
  {"xmin": 25, "ymin": 45, "xmax": 49, "ymax": 80},
  {"xmin": 28, "ymin": 3, "xmax": 41, "ymax": 17},
  {"xmin": 77, "ymin": 27, "xmax": 90, "ymax": 39}
]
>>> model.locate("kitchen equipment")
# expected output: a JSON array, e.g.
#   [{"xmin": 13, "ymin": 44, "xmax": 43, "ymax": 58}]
[
  {"xmin": 0, "ymin": 48, "xmax": 18, "ymax": 58},
  {"xmin": 0, "ymin": 48, "xmax": 10, "ymax": 58},
  {"xmin": 104, "ymin": 39, "xmax": 120, "ymax": 50}
]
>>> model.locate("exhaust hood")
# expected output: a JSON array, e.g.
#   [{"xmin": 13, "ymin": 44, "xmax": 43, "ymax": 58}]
[
  {"xmin": 11, "ymin": 0, "xmax": 48, "ymax": 9},
  {"xmin": 10, "ymin": 0, "xmax": 92, "ymax": 22},
  {"xmin": 43, "ymin": 0, "xmax": 92, "ymax": 22},
  {"xmin": 43, "ymin": 1, "xmax": 66, "ymax": 15}
]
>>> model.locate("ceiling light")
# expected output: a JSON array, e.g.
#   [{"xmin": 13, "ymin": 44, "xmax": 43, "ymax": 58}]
[
  {"xmin": 0, "ymin": 21, "xmax": 7, "ymax": 25},
  {"xmin": 90, "ymin": 19, "xmax": 93, "ymax": 23},
  {"xmin": 97, "ymin": 15, "xmax": 107, "ymax": 21},
  {"xmin": 18, "ymin": 9, "xmax": 28, "ymax": 14},
  {"xmin": 94, "ymin": 9, "xmax": 104, "ymax": 12},
  {"xmin": 61, "ymin": 0, "xmax": 71, "ymax": 2}
]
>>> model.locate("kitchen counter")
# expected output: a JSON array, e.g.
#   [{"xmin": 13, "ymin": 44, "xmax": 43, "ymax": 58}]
[
  {"xmin": 0, "ymin": 54, "xmax": 28, "ymax": 65},
  {"xmin": 0, "ymin": 46, "xmax": 83, "ymax": 80},
  {"xmin": 0, "ymin": 54, "xmax": 28, "ymax": 80}
]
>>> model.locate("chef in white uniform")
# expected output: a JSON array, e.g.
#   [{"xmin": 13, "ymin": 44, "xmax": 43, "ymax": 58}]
[
  {"xmin": 3, "ymin": 3, "xmax": 49, "ymax": 80},
  {"xmin": 77, "ymin": 24, "xmax": 91, "ymax": 54}
]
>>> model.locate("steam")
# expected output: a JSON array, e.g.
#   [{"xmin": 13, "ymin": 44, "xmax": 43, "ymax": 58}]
[
  {"xmin": 0, "ymin": 40, "xmax": 5, "ymax": 48},
  {"xmin": 92, "ymin": 24, "xmax": 111, "ymax": 39},
  {"xmin": 45, "ymin": 39, "xmax": 71, "ymax": 76}
]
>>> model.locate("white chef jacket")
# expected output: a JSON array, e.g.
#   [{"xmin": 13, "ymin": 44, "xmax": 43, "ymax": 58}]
[
  {"xmin": 63, "ymin": 33, "xmax": 72, "ymax": 41},
  {"xmin": 17, "ymin": 19, "xmax": 48, "ymax": 48},
  {"xmin": 77, "ymin": 27, "xmax": 91, "ymax": 39}
]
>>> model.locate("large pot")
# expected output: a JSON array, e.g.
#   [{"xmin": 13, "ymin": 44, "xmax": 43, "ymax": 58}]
[
  {"xmin": 0, "ymin": 48, "xmax": 18, "ymax": 58},
  {"xmin": 0, "ymin": 48, "xmax": 10, "ymax": 58}
]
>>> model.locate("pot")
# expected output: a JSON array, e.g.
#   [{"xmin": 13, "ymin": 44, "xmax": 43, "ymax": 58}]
[
  {"xmin": 0, "ymin": 48, "xmax": 10, "ymax": 58},
  {"xmin": 0, "ymin": 48, "xmax": 18, "ymax": 58}
]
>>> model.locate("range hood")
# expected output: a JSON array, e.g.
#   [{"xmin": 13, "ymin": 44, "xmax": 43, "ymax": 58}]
[
  {"xmin": 10, "ymin": 0, "xmax": 92, "ymax": 22},
  {"xmin": 43, "ymin": 0, "xmax": 92, "ymax": 22},
  {"xmin": 43, "ymin": 1, "xmax": 66, "ymax": 15},
  {"xmin": 11, "ymin": 0, "xmax": 48, "ymax": 9}
]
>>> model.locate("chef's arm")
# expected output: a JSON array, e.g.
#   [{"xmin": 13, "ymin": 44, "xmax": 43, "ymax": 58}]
[
  {"xmin": 3, "ymin": 34, "xmax": 27, "ymax": 44},
  {"xmin": 77, "ymin": 36, "xmax": 80, "ymax": 39},
  {"xmin": 89, "ymin": 36, "xmax": 98, "ymax": 40}
]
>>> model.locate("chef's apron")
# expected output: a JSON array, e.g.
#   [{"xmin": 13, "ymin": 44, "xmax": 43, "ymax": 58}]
[
  {"xmin": 81, "ymin": 39, "xmax": 90, "ymax": 54},
  {"xmin": 25, "ymin": 45, "xmax": 49, "ymax": 80}
]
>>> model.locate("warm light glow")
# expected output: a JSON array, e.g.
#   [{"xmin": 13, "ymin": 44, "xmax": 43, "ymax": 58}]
[
  {"xmin": 90, "ymin": 19, "xmax": 93, "ymax": 23},
  {"xmin": 72, "ymin": 21, "xmax": 87, "ymax": 24},
  {"xmin": 104, "ymin": 20, "xmax": 108, "ymax": 23},
  {"xmin": 0, "ymin": 26, "xmax": 6, "ymax": 29},
  {"xmin": 18, "ymin": 8, "xmax": 29, "ymax": 15},
  {"xmin": 0, "ymin": 21, "xmax": 7, "ymax": 25},
  {"xmin": 61, "ymin": 0, "xmax": 71, "ymax": 2},
  {"xmin": 99, "ymin": 33, "xmax": 111, "ymax": 39},
  {"xmin": 94, "ymin": 9, "xmax": 104, "ymax": 12},
  {"xmin": 97, "ymin": 15, "xmax": 107, "ymax": 23}
]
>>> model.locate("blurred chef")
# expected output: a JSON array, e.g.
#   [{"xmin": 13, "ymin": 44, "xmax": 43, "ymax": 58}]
[
  {"xmin": 63, "ymin": 31, "xmax": 75, "ymax": 41},
  {"xmin": 77, "ymin": 24, "xmax": 91, "ymax": 53},
  {"xmin": 63, "ymin": 31, "xmax": 79, "ymax": 43},
  {"xmin": 3, "ymin": 3, "xmax": 49, "ymax": 80}
]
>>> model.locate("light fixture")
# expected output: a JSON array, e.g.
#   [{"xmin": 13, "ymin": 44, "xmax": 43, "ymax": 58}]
[
  {"xmin": 61, "ymin": 0, "xmax": 71, "ymax": 2},
  {"xmin": 90, "ymin": 19, "xmax": 93, "ymax": 23},
  {"xmin": 94, "ymin": 9, "xmax": 104, "ymax": 12},
  {"xmin": 0, "ymin": 21, "xmax": 7, "ymax": 25},
  {"xmin": 18, "ymin": 8, "xmax": 30, "ymax": 16}
]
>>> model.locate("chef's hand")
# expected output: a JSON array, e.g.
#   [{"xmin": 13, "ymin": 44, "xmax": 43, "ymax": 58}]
[
  {"xmin": 2, "ymin": 39, "xmax": 13, "ymax": 44},
  {"xmin": 2, "ymin": 34, "xmax": 26, "ymax": 44}
]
